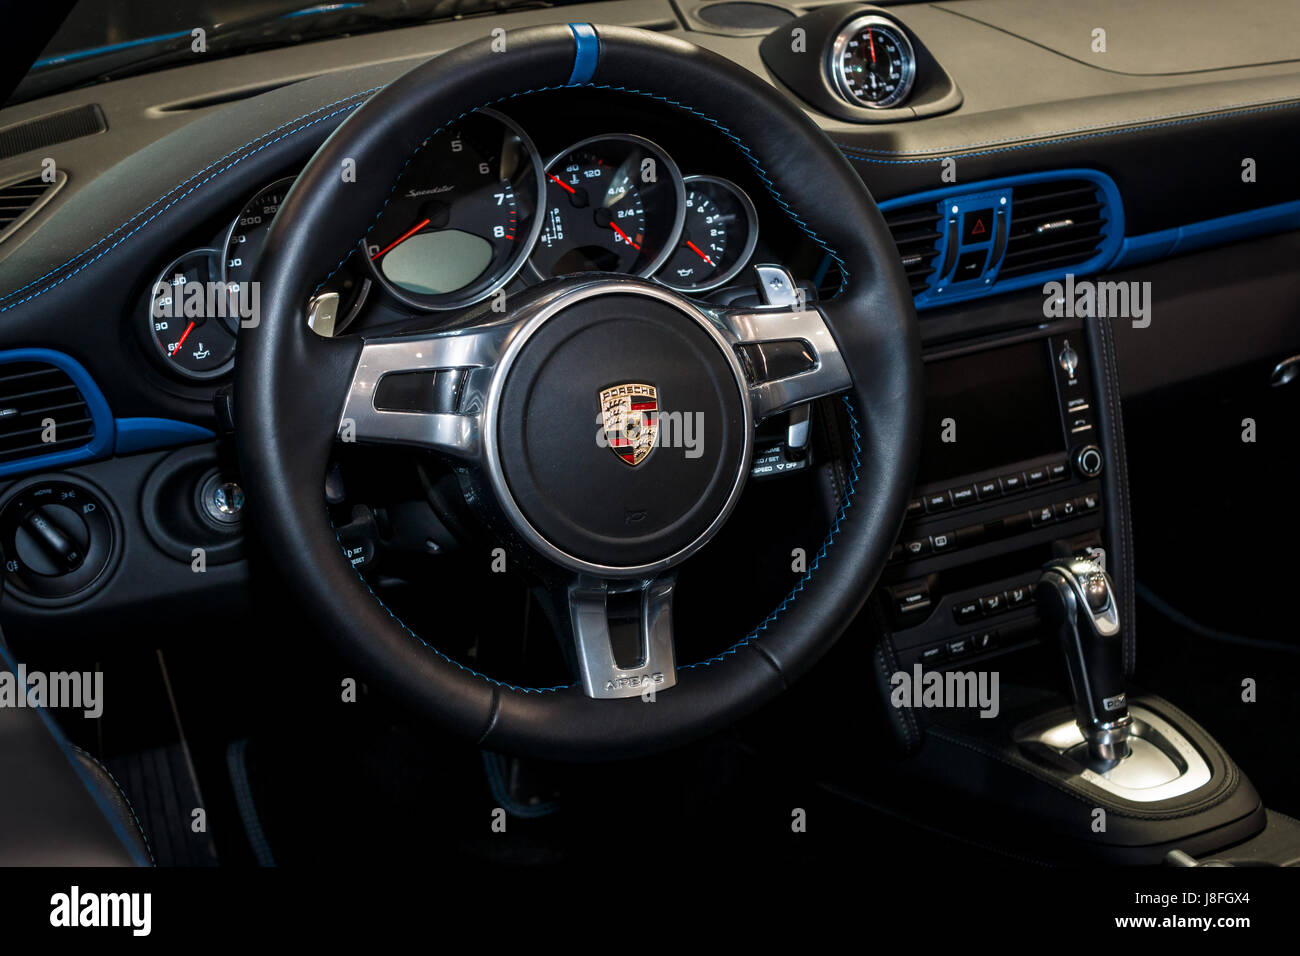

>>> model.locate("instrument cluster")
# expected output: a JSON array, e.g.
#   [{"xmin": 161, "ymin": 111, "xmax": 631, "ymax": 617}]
[{"xmin": 141, "ymin": 108, "xmax": 763, "ymax": 381}]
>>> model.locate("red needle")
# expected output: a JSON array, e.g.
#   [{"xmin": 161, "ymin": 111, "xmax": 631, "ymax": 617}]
[
  {"xmin": 868, "ymin": 28, "xmax": 877, "ymax": 63},
  {"xmin": 608, "ymin": 221, "xmax": 641, "ymax": 250},
  {"xmin": 172, "ymin": 321, "xmax": 196, "ymax": 358},
  {"xmin": 686, "ymin": 240, "xmax": 715, "ymax": 266},
  {"xmin": 548, "ymin": 174, "xmax": 576, "ymax": 194},
  {"xmin": 370, "ymin": 217, "xmax": 431, "ymax": 260}
]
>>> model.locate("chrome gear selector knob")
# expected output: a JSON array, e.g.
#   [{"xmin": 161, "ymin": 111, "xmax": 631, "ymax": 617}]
[{"xmin": 1037, "ymin": 557, "xmax": 1131, "ymax": 766}]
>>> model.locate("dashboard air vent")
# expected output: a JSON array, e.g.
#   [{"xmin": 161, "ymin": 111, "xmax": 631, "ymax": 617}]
[
  {"xmin": 0, "ymin": 170, "xmax": 67, "ymax": 244},
  {"xmin": 999, "ymin": 179, "xmax": 1108, "ymax": 280},
  {"xmin": 882, "ymin": 202, "xmax": 943, "ymax": 296},
  {"xmin": 0, "ymin": 361, "xmax": 95, "ymax": 465}
]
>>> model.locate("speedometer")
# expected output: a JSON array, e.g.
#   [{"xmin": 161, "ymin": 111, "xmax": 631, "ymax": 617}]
[
  {"xmin": 363, "ymin": 108, "xmax": 544, "ymax": 310},
  {"xmin": 528, "ymin": 134, "xmax": 684, "ymax": 280}
]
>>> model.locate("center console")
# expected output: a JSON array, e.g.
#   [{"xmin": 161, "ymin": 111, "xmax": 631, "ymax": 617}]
[
  {"xmin": 859, "ymin": 308, "xmax": 1282, "ymax": 864},
  {"xmin": 879, "ymin": 322, "xmax": 1108, "ymax": 671}
]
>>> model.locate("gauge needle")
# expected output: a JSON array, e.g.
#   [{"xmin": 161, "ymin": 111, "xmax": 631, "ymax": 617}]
[
  {"xmin": 686, "ymin": 241, "xmax": 715, "ymax": 266},
  {"xmin": 608, "ymin": 221, "xmax": 641, "ymax": 250},
  {"xmin": 868, "ymin": 28, "xmax": 877, "ymax": 63},
  {"xmin": 172, "ymin": 321, "xmax": 196, "ymax": 358},
  {"xmin": 548, "ymin": 174, "xmax": 576, "ymax": 194},
  {"xmin": 370, "ymin": 217, "xmax": 431, "ymax": 260}
]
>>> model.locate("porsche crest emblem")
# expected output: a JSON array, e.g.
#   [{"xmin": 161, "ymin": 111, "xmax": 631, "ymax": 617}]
[{"xmin": 599, "ymin": 383, "xmax": 659, "ymax": 467}]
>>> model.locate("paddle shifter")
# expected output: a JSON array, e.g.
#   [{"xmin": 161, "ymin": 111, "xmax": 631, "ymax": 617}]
[{"xmin": 1037, "ymin": 557, "xmax": 1132, "ymax": 767}]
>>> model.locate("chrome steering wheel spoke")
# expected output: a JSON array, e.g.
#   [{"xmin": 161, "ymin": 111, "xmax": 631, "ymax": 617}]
[
  {"xmin": 708, "ymin": 264, "xmax": 852, "ymax": 421},
  {"xmin": 334, "ymin": 321, "xmax": 510, "ymax": 459},
  {"xmin": 566, "ymin": 575, "xmax": 677, "ymax": 699}
]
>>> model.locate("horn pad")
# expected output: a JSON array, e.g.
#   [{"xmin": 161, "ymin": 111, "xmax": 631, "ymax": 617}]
[{"xmin": 493, "ymin": 289, "xmax": 750, "ymax": 571}]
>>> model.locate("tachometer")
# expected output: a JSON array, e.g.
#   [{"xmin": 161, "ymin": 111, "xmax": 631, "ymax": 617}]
[
  {"xmin": 656, "ymin": 176, "xmax": 758, "ymax": 293},
  {"xmin": 363, "ymin": 108, "xmax": 544, "ymax": 310},
  {"xmin": 528, "ymin": 134, "xmax": 684, "ymax": 280}
]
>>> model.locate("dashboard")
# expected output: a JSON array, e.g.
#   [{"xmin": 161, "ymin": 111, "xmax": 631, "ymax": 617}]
[{"xmin": 0, "ymin": 0, "xmax": 1299, "ymax": 635}]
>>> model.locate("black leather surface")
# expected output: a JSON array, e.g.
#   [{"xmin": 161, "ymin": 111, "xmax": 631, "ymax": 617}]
[
  {"xmin": 234, "ymin": 24, "xmax": 923, "ymax": 760},
  {"xmin": 0, "ymin": 644, "xmax": 148, "ymax": 866}
]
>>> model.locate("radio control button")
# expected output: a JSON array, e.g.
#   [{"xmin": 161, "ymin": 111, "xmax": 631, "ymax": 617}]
[
  {"xmin": 906, "ymin": 497, "xmax": 925, "ymax": 519},
  {"xmin": 1025, "ymin": 466, "xmax": 1049, "ymax": 486},
  {"xmin": 950, "ymin": 485, "xmax": 977, "ymax": 507},
  {"xmin": 1074, "ymin": 445, "xmax": 1104, "ymax": 478},
  {"xmin": 1048, "ymin": 461, "xmax": 1069, "ymax": 481},
  {"xmin": 1000, "ymin": 472, "xmax": 1026, "ymax": 494},
  {"xmin": 976, "ymin": 479, "xmax": 1001, "ymax": 499},
  {"xmin": 923, "ymin": 491, "xmax": 953, "ymax": 513}
]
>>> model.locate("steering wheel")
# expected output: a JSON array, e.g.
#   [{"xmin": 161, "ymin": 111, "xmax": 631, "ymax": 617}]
[{"xmin": 235, "ymin": 23, "xmax": 922, "ymax": 760}]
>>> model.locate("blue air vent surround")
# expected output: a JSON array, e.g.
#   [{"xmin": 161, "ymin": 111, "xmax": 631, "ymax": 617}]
[
  {"xmin": 0, "ymin": 349, "xmax": 214, "ymax": 479},
  {"xmin": 879, "ymin": 169, "xmax": 1124, "ymax": 310}
]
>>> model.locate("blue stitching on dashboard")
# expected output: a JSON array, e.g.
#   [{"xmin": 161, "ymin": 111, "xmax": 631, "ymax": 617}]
[
  {"xmin": 836, "ymin": 100, "xmax": 1300, "ymax": 165},
  {"xmin": 316, "ymin": 82, "xmax": 852, "ymax": 296},
  {"xmin": 680, "ymin": 394, "xmax": 861, "ymax": 671},
  {"xmin": 0, "ymin": 87, "xmax": 385, "ymax": 312}
]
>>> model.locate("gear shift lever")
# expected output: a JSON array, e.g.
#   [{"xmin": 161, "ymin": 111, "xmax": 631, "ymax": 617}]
[{"xmin": 1037, "ymin": 557, "xmax": 1132, "ymax": 767}]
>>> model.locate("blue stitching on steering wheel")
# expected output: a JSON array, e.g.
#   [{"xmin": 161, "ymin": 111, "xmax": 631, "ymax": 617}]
[
  {"xmin": 326, "ymin": 85, "xmax": 863, "ymax": 693},
  {"xmin": 679, "ymin": 394, "xmax": 861, "ymax": 671},
  {"xmin": 334, "ymin": 393, "xmax": 860, "ymax": 693}
]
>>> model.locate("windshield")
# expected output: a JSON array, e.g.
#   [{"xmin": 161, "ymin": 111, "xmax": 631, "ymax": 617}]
[{"xmin": 12, "ymin": 0, "xmax": 586, "ymax": 104}]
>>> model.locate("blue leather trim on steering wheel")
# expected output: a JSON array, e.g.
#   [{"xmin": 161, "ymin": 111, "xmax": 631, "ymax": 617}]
[{"xmin": 566, "ymin": 23, "xmax": 599, "ymax": 86}]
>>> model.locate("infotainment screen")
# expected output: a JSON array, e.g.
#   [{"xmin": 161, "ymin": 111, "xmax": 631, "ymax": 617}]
[{"xmin": 915, "ymin": 339, "xmax": 1064, "ymax": 486}]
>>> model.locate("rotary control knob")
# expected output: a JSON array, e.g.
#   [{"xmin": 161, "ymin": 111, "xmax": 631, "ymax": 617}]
[
  {"xmin": 0, "ymin": 478, "xmax": 116, "ymax": 602},
  {"xmin": 1074, "ymin": 444, "xmax": 1104, "ymax": 478}
]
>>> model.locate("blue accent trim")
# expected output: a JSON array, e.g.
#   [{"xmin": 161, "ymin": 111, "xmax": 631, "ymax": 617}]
[
  {"xmin": 481, "ymin": 752, "xmax": 559, "ymax": 818},
  {"xmin": 880, "ymin": 169, "xmax": 1124, "ymax": 311},
  {"xmin": 32, "ymin": 30, "xmax": 194, "ymax": 69},
  {"xmin": 566, "ymin": 23, "xmax": 599, "ymax": 86},
  {"xmin": 33, "ymin": 4, "xmax": 365, "ymax": 69},
  {"xmin": 1113, "ymin": 199, "xmax": 1300, "ymax": 269},
  {"xmin": 0, "ymin": 349, "xmax": 115, "ymax": 479},
  {"xmin": 0, "ymin": 641, "xmax": 153, "ymax": 866},
  {"xmin": 114, "ymin": 417, "xmax": 215, "ymax": 455}
]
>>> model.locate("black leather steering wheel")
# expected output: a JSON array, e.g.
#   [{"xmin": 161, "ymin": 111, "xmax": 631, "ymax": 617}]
[{"xmin": 234, "ymin": 23, "xmax": 922, "ymax": 761}]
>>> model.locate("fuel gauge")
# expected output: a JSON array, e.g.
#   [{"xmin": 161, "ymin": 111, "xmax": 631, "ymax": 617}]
[{"xmin": 655, "ymin": 176, "xmax": 758, "ymax": 293}]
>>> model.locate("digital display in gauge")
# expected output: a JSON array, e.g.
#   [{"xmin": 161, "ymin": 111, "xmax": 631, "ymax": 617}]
[
  {"xmin": 829, "ymin": 16, "xmax": 916, "ymax": 109},
  {"xmin": 528, "ymin": 134, "xmax": 685, "ymax": 280},
  {"xmin": 363, "ymin": 108, "xmax": 544, "ymax": 310},
  {"xmin": 146, "ymin": 248, "xmax": 236, "ymax": 379},
  {"xmin": 656, "ymin": 176, "xmax": 758, "ymax": 293}
]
